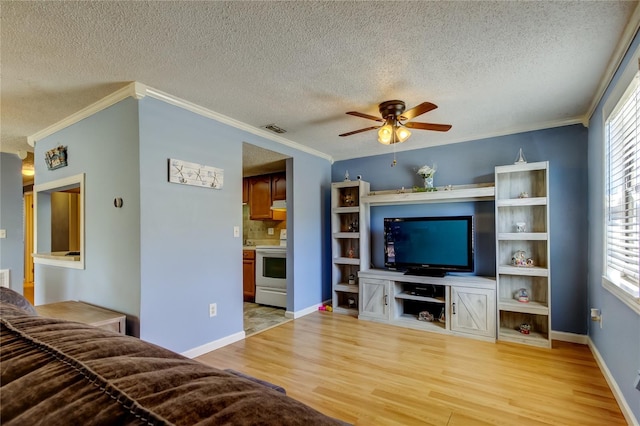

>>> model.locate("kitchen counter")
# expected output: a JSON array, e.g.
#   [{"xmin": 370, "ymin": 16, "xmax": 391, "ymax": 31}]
[{"xmin": 243, "ymin": 246, "xmax": 256, "ymax": 250}]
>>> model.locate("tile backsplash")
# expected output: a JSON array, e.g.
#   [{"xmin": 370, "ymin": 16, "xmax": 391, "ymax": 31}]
[{"xmin": 242, "ymin": 205, "xmax": 286, "ymax": 245}]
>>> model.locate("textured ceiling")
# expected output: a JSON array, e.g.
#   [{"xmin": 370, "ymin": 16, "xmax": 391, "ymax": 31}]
[{"xmin": 1, "ymin": 1, "xmax": 638, "ymax": 163}]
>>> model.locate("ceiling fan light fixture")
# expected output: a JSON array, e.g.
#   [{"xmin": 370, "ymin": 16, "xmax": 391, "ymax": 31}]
[
  {"xmin": 377, "ymin": 123, "xmax": 394, "ymax": 144},
  {"xmin": 396, "ymin": 126, "xmax": 411, "ymax": 143}
]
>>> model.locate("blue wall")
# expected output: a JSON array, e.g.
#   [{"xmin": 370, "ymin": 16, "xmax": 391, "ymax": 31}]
[
  {"xmin": 33, "ymin": 93, "xmax": 332, "ymax": 354},
  {"xmin": 0, "ymin": 153, "xmax": 25, "ymax": 291},
  {"xmin": 136, "ymin": 96, "xmax": 333, "ymax": 352},
  {"xmin": 34, "ymin": 98, "xmax": 142, "ymax": 333},
  {"xmin": 587, "ymin": 30, "xmax": 640, "ymax": 422},
  {"xmin": 333, "ymin": 124, "xmax": 589, "ymax": 334}
]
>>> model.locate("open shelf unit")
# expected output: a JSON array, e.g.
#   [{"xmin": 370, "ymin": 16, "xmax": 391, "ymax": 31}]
[
  {"xmin": 495, "ymin": 161, "xmax": 551, "ymax": 347},
  {"xmin": 331, "ymin": 180, "xmax": 370, "ymax": 315}
]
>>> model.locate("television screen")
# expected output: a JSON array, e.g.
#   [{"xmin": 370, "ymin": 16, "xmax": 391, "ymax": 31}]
[{"xmin": 384, "ymin": 215, "xmax": 474, "ymax": 276}]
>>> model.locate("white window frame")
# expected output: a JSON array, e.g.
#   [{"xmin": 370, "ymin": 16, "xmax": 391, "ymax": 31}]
[{"xmin": 602, "ymin": 54, "xmax": 640, "ymax": 316}]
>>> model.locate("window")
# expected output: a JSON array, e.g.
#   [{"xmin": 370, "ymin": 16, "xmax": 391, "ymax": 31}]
[
  {"xmin": 33, "ymin": 173, "xmax": 85, "ymax": 269},
  {"xmin": 603, "ymin": 71, "xmax": 640, "ymax": 314}
]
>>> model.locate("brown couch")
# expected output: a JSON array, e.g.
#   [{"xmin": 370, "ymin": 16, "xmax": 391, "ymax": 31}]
[{"xmin": 0, "ymin": 291, "xmax": 346, "ymax": 425}]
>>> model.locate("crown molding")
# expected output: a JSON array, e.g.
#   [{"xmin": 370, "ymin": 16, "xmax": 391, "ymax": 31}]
[
  {"xmin": 332, "ymin": 116, "xmax": 585, "ymax": 162},
  {"xmin": 26, "ymin": 81, "xmax": 334, "ymax": 163},
  {"xmin": 27, "ymin": 83, "xmax": 140, "ymax": 147},
  {"xmin": 586, "ymin": 2, "xmax": 640, "ymax": 122},
  {"xmin": 140, "ymin": 85, "xmax": 333, "ymax": 163}
]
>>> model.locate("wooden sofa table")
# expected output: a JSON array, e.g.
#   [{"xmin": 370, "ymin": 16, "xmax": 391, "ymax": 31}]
[{"xmin": 36, "ymin": 301, "xmax": 126, "ymax": 335}]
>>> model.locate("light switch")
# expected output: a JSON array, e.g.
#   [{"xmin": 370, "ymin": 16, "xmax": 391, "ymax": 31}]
[
  {"xmin": 233, "ymin": 226, "xmax": 240, "ymax": 238},
  {"xmin": 0, "ymin": 229, "xmax": 6, "ymax": 239}
]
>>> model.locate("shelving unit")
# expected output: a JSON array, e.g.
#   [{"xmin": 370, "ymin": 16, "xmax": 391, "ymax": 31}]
[
  {"xmin": 361, "ymin": 183, "xmax": 494, "ymax": 205},
  {"xmin": 331, "ymin": 180, "xmax": 370, "ymax": 315},
  {"xmin": 358, "ymin": 269, "xmax": 496, "ymax": 341},
  {"xmin": 495, "ymin": 161, "xmax": 551, "ymax": 347}
]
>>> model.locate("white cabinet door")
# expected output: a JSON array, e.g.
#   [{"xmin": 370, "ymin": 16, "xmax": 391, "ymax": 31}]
[
  {"xmin": 450, "ymin": 286, "xmax": 496, "ymax": 338},
  {"xmin": 359, "ymin": 278, "xmax": 389, "ymax": 321}
]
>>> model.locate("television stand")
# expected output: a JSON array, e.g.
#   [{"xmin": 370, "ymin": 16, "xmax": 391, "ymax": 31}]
[
  {"xmin": 404, "ymin": 268, "xmax": 446, "ymax": 278},
  {"xmin": 358, "ymin": 269, "xmax": 496, "ymax": 342}
]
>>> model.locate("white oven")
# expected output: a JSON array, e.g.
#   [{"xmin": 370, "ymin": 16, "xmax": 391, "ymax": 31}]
[{"xmin": 255, "ymin": 246, "xmax": 287, "ymax": 308}]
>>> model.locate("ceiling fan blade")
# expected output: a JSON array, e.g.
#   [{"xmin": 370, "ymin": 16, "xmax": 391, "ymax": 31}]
[
  {"xmin": 400, "ymin": 102, "xmax": 438, "ymax": 121},
  {"xmin": 404, "ymin": 122, "xmax": 452, "ymax": 132},
  {"xmin": 346, "ymin": 111, "xmax": 384, "ymax": 122},
  {"xmin": 339, "ymin": 126, "xmax": 381, "ymax": 137}
]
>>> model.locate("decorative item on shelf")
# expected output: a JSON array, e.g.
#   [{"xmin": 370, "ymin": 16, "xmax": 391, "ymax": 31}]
[
  {"xmin": 344, "ymin": 170, "xmax": 350, "ymax": 181},
  {"xmin": 347, "ymin": 247, "xmax": 354, "ymax": 258},
  {"xmin": 348, "ymin": 274, "xmax": 356, "ymax": 285},
  {"xmin": 515, "ymin": 222, "xmax": 526, "ymax": 232},
  {"xmin": 343, "ymin": 193, "xmax": 354, "ymax": 206},
  {"xmin": 514, "ymin": 147, "xmax": 527, "ymax": 164},
  {"xmin": 418, "ymin": 311, "xmax": 434, "ymax": 322},
  {"xmin": 356, "ymin": 175, "xmax": 362, "ymax": 181},
  {"xmin": 348, "ymin": 220, "xmax": 359, "ymax": 232},
  {"xmin": 444, "ymin": 185, "xmax": 453, "ymax": 191},
  {"xmin": 511, "ymin": 250, "xmax": 534, "ymax": 267},
  {"xmin": 417, "ymin": 164, "xmax": 438, "ymax": 192},
  {"xmin": 44, "ymin": 145, "xmax": 68, "ymax": 170},
  {"xmin": 519, "ymin": 323, "xmax": 531, "ymax": 334},
  {"xmin": 347, "ymin": 297, "xmax": 357, "ymax": 309},
  {"xmin": 438, "ymin": 307, "xmax": 445, "ymax": 323},
  {"xmin": 518, "ymin": 191, "xmax": 529, "ymax": 198},
  {"xmin": 515, "ymin": 288, "xmax": 530, "ymax": 303}
]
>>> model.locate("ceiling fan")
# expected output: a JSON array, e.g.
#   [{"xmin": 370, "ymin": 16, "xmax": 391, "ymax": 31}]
[{"xmin": 339, "ymin": 100, "xmax": 452, "ymax": 145}]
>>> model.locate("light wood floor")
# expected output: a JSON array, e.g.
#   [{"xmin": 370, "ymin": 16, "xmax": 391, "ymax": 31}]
[{"xmin": 197, "ymin": 312, "xmax": 626, "ymax": 426}]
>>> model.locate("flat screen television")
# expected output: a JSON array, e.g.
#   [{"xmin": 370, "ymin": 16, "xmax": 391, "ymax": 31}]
[{"xmin": 384, "ymin": 215, "xmax": 474, "ymax": 276}]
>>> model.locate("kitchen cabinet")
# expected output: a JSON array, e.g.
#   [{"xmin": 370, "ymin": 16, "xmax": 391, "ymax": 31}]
[
  {"xmin": 243, "ymin": 250, "xmax": 256, "ymax": 302},
  {"xmin": 242, "ymin": 178, "xmax": 249, "ymax": 204},
  {"xmin": 248, "ymin": 175, "xmax": 273, "ymax": 220},
  {"xmin": 271, "ymin": 172, "xmax": 286, "ymax": 201},
  {"xmin": 247, "ymin": 173, "xmax": 286, "ymax": 221}
]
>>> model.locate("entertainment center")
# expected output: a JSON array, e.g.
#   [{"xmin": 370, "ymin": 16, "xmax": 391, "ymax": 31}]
[{"xmin": 331, "ymin": 161, "xmax": 551, "ymax": 347}]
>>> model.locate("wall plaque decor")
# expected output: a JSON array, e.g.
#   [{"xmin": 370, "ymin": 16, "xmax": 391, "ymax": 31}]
[
  {"xmin": 44, "ymin": 145, "xmax": 68, "ymax": 170},
  {"xmin": 168, "ymin": 158, "xmax": 224, "ymax": 189}
]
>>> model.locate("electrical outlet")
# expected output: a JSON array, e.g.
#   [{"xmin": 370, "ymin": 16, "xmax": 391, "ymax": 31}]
[
  {"xmin": 268, "ymin": 228, "xmax": 274, "ymax": 235},
  {"xmin": 0, "ymin": 229, "xmax": 6, "ymax": 239},
  {"xmin": 209, "ymin": 303, "xmax": 217, "ymax": 317}
]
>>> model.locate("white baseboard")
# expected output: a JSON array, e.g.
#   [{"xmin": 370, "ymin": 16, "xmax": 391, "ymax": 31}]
[
  {"xmin": 588, "ymin": 337, "xmax": 639, "ymax": 426},
  {"xmin": 181, "ymin": 331, "xmax": 245, "ymax": 359},
  {"xmin": 285, "ymin": 302, "xmax": 323, "ymax": 319},
  {"xmin": 550, "ymin": 330, "xmax": 588, "ymax": 344}
]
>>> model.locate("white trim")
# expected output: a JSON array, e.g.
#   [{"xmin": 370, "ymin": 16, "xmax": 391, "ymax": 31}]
[
  {"xmin": 587, "ymin": 3, "xmax": 640, "ymax": 122},
  {"xmin": 285, "ymin": 303, "xmax": 323, "ymax": 319},
  {"xmin": 550, "ymin": 330, "xmax": 588, "ymax": 345},
  {"xmin": 27, "ymin": 84, "xmax": 140, "ymax": 146},
  {"xmin": 602, "ymin": 277, "xmax": 640, "ymax": 316},
  {"xmin": 588, "ymin": 337, "xmax": 640, "ymax": 426},
  {"xmin": 334, "ymin": 117, "xmax": 585, "ymax": 162},
  {"xmin": 180, "ymin": 330, "xmax": 245, "ymax": 359},
  {"xmin": 140, "ymin": 85, "xmax": 333, "ymax": 163},
  {"xmin": 26, "ymin": 81, "xmax": 334, "ymax": 163}
]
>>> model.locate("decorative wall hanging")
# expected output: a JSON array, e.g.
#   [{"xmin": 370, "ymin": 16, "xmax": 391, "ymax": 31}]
[
  {"xmin": 168, "ymin": 158, "xmax": 224, "ymax": 189},
  {"xmin": 44, "ymin": 145, "xmax": 68, "ymax": 170}
]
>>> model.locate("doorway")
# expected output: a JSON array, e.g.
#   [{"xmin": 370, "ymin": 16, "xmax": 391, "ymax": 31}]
[
  {"xmin": 23, "ymin": 192, "xmax": 34, "ymax": 304},
  {"xmin": 242, "ymin": 143, "xmax": 291, "ymax": 335}
]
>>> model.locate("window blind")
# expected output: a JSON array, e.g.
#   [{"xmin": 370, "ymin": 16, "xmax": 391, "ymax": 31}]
[{"xmin": 605, "ymin": 73, "xmax": 640, "ymax": 298}]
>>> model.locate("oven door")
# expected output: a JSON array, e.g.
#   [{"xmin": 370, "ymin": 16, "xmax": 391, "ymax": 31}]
[{"xmin": 256, "ymin": 249, "xmax": 286, "ymax": 289}]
